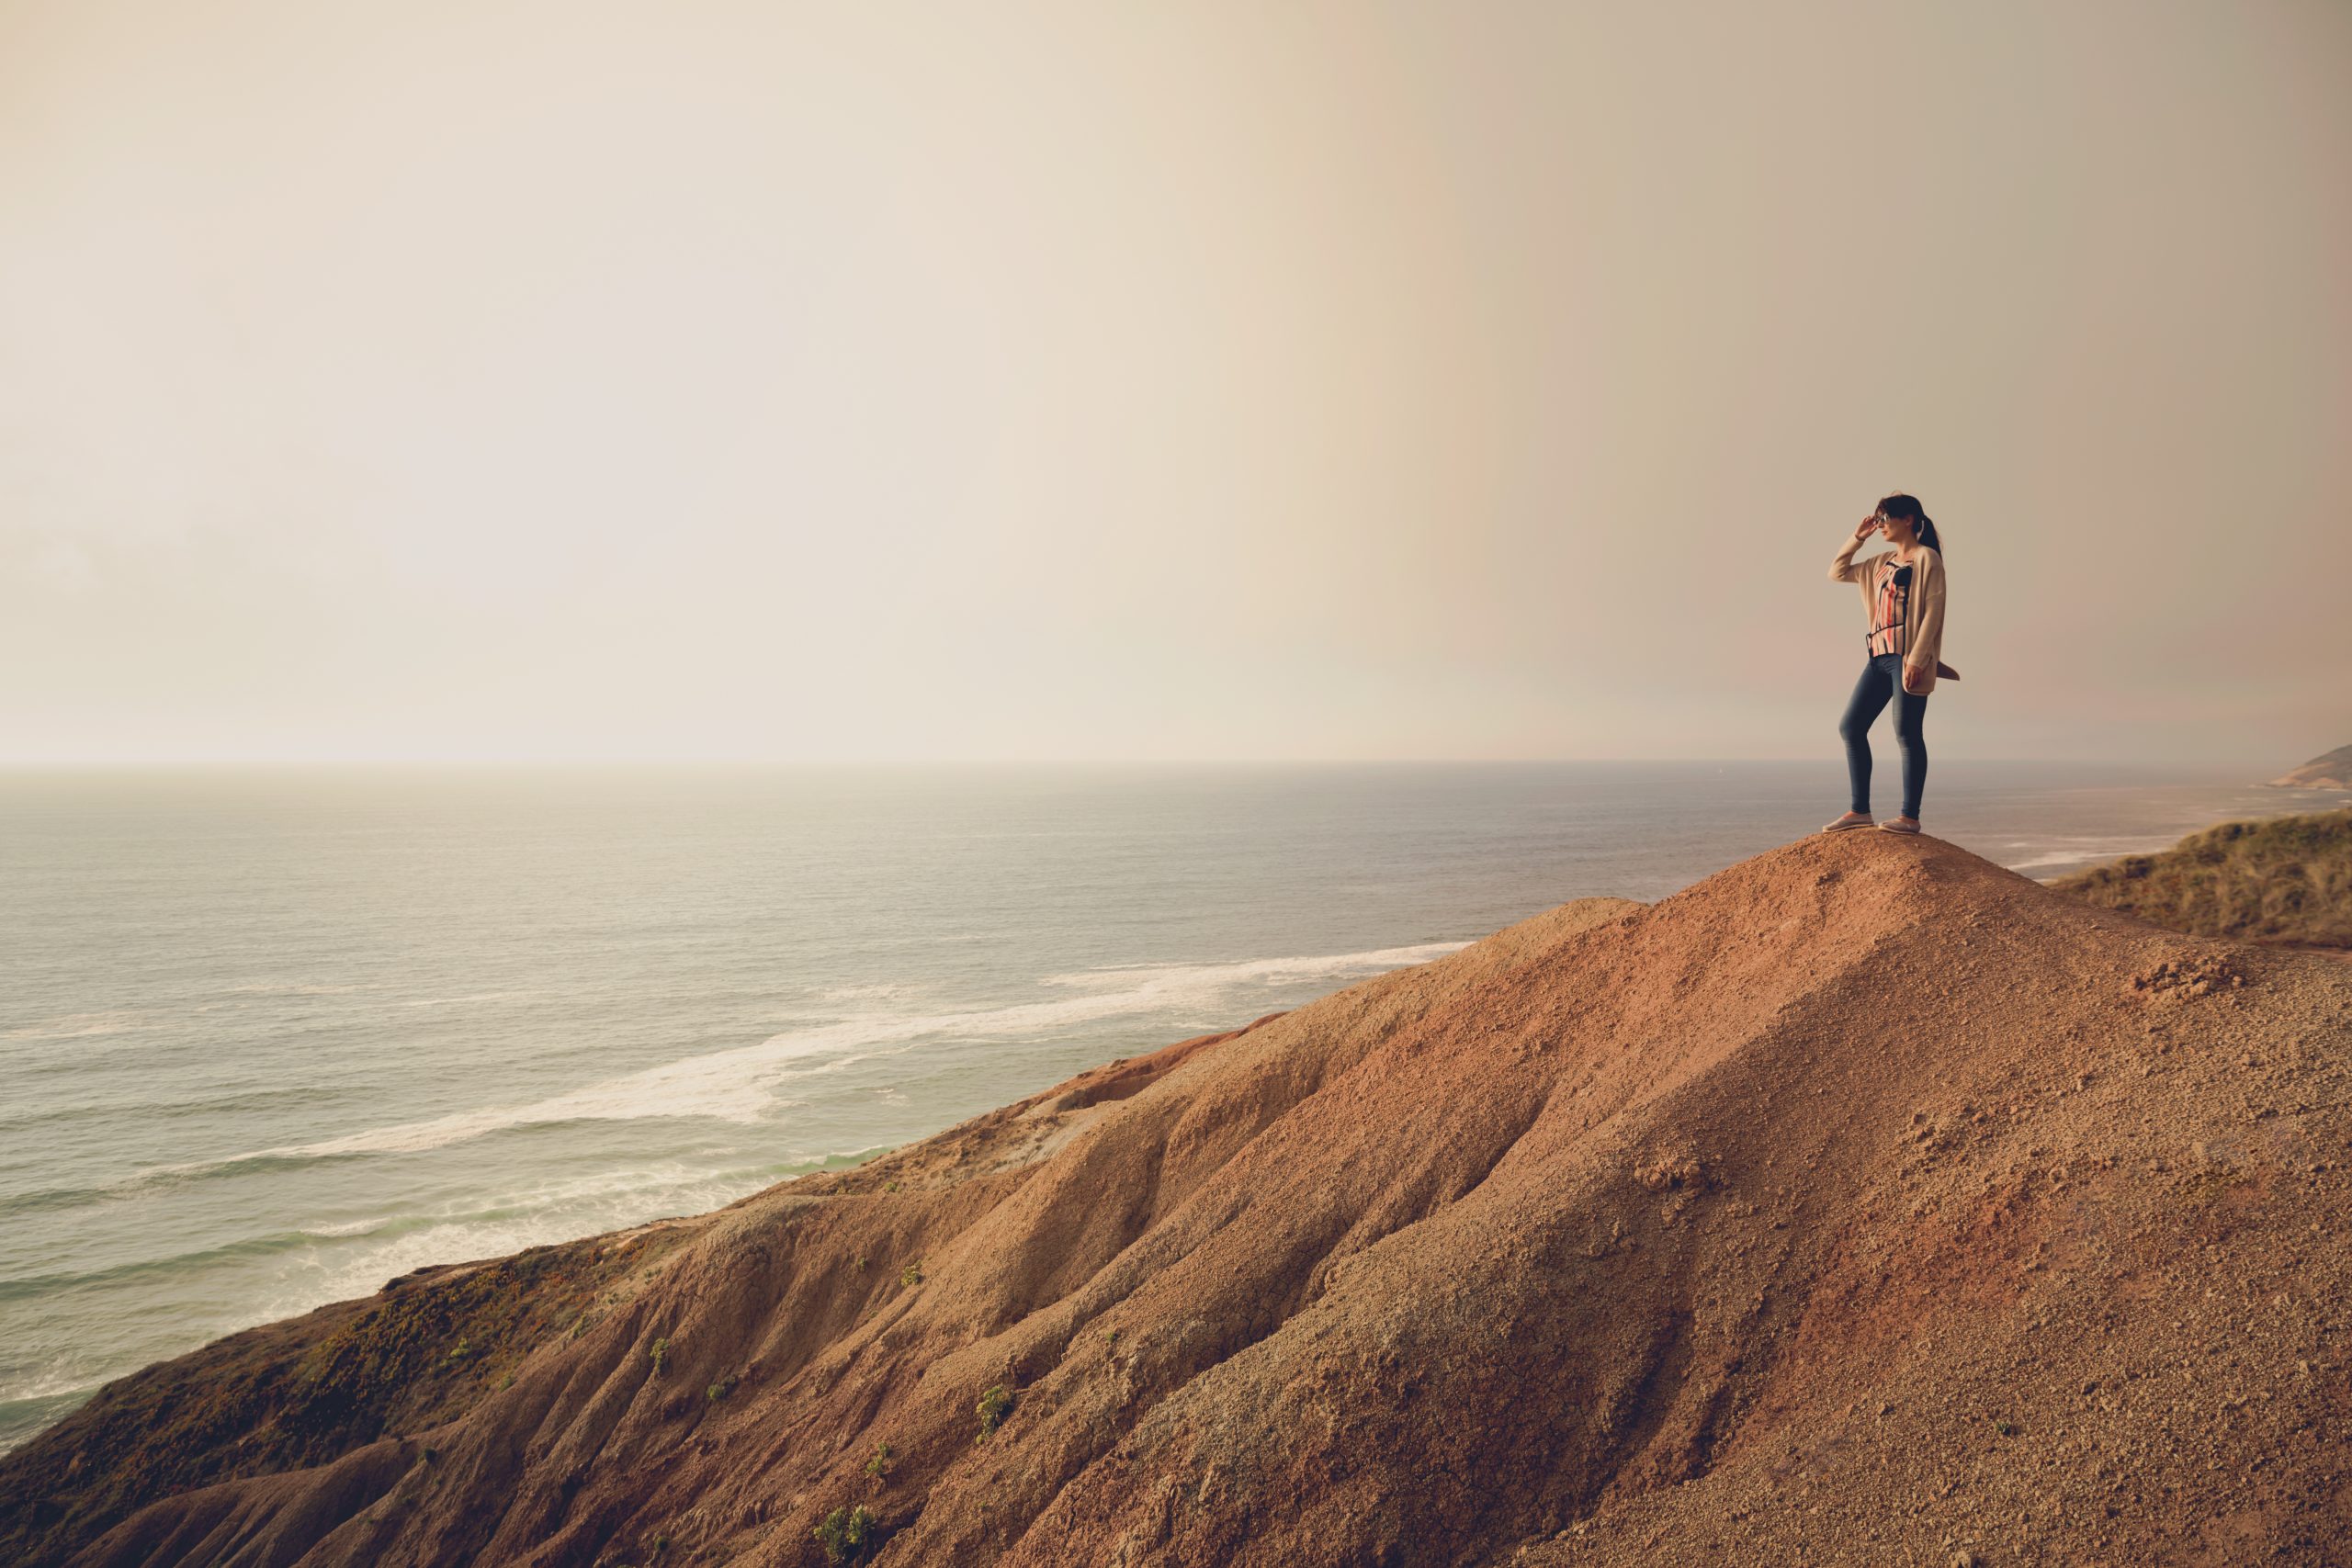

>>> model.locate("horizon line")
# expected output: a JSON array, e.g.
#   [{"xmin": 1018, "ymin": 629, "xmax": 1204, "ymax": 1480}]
[{"xmin": 0, "ymin": 755, "xmax": 2297, "ymax": 773}]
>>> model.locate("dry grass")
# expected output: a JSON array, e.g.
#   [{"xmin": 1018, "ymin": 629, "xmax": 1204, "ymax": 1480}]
[{"xmin": 2051, "ymin": 807, "xmax": 2352, "ymax": 947}]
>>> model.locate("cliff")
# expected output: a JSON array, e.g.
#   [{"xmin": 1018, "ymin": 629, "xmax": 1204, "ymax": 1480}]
[
  {"xmin": 2269, "ymin": 744, "xmax": 2352, "ymax": 791},
  {"xmin": 2051, "ymin": 808, "xmax": 2352, "ymax": 951},
  {"xmin": 6, "ymin": 831, "xmax": 2350, "ymax": 1567}
]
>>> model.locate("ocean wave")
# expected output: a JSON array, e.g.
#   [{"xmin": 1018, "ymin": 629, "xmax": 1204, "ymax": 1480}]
[
  {"xmin": 205, "ymin": 940, "xmax": 1466, "ymax": 1165},
  {"xmin": 0, "ymin": 1157, "xmax": 856, "ymax": 1312},
  {"xmin": 7, "ymin": 940, "xmax": 1459, "ymax": 1206},
  {"xmin": 0, "ymin": 1010, "xmax": 156, "ymax": 1043},
  {"xmin": 0, "ymin": 1156, "xmax": 880, "ymax": 1451},
  {"xmin": 0, "ymin": 1153, "xmax": 350, "ymax": 1216},
  {"xmin": 0, "ymin": 1225, "xmax": 405, "ymax": 1303},
  {"xmin": 240, "ymin": 1173, "xmax": 780, "ymax": 1322},
  {"xmin": 2004, "ymin": 837, "xmax": 2182, "ymax": 872},
  {"xmin": 0, "ymin": 1084, "xmax": 351, "ymax": 1136},
  {"xmin": 0, "ymin": 1380, "xmax": 108, "ymax": 1457}
]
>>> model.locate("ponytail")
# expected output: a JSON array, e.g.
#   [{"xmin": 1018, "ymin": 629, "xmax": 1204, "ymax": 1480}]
[{"xmin": 1874, "ymin": 492, "xmax": 1942, "ymax": 557}]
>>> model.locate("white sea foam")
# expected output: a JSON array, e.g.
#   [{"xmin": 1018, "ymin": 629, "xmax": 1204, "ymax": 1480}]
[
  {"xmin": 304, "ymin": 1216, "xmax": 390, "ymax": 1237},
  {"xmin": 223, "ymin": 941, "xmax": 1466, "ymax": 1163},
  {"xmin": 0, "ymin": 1359, "xmax": 111, "ymax": 1414},
  {"xmin": 0, "ymin": 1163, "xmax": 803, "ymax": 1446},
  {"xmin": 243, "ymin": 1164, "xmax": 808, "ymax": 1322}
]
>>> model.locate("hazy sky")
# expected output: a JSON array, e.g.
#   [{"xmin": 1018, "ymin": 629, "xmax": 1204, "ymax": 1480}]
[{"xmin": 4, "ymin": 0, "xmax": 2346, "ymax": 766}]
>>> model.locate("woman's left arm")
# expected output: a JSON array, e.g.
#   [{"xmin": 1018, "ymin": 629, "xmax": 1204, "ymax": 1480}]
[{"xmin": 1903, "ymin": 551, "xmax": 1946, "ymax": 693}]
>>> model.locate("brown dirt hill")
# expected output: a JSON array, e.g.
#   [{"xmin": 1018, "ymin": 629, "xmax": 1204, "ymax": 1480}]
[{"xmin": 6, "ymin": 831, "xmax": 2350, "ymax": 1568}]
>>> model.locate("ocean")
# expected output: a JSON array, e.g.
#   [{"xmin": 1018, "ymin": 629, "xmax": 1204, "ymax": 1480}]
[{"xmin": 1, "ymin": 760, "xmax": 2338, "ymax": 1454}]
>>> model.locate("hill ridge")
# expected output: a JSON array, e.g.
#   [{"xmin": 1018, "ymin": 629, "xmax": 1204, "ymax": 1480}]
[{"xmin": 6, "ymin": 831, "xmax": 2349, "ymax": 1566}]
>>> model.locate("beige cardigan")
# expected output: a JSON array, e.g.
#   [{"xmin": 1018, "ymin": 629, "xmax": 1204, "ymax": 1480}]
[{"xmin": 1830, "ymin": 536, "xmax": 1954, "ymax": 694}]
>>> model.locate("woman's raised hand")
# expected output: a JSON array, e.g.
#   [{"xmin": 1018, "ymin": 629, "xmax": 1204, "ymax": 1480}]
[{"xmin": 1852, "ymin": 513, "xmax": 1884, "ymax": 543}]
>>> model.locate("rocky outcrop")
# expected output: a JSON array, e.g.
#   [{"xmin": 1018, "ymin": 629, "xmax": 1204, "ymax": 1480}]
[{"xmin": 6, "ymin": 833, "xmax": 2350, "ymax": 1566}]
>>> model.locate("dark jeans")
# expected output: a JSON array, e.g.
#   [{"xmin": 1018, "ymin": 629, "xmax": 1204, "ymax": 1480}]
[{"xmin": 1839, "ymin": 651, "xmax": 1928, "ymax": 818}]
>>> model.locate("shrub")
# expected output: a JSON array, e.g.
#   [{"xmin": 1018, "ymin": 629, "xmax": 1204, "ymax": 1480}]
[
  {"xmin": 812, "ymin": 1503, "xmax": 879, "ymax": 1565},
  {"xmin": 975, "ymin": 1383, "xmax": 1012, "ymax": 1441}
]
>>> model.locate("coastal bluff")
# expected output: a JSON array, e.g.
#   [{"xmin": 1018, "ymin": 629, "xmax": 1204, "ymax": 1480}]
[
  {"xmin": 2270, "ymin": 744, "xmax": 2352, "ymax": 792},
  {"xmin": 6, "ymin": 832, "xmax": 2349, "ymax": 1567}
]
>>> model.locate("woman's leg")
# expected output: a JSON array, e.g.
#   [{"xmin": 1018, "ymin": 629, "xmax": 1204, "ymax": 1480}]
[
  {"xmin": 1893, "ymin": 682, "xmax": 1929, "ymax": 818},
  {"xmin": 1838, "ymin": 659, "xmax": 1894, "ymax": 814}
]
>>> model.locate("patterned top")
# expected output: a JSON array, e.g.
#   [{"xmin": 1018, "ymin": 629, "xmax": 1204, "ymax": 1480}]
[
  {"xmin": 1831, "ymin": 535, "xmax": 1948, "ymax": 694},
  {"xmin": 1867, "ymin": 557, "xmax": 1914, "ymax": 659}
]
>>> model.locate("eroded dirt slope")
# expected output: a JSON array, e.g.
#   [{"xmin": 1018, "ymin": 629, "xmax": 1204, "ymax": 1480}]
[{"xmin": 6, "ymin": 831, "xmax": 2348, "ymax": 1567}]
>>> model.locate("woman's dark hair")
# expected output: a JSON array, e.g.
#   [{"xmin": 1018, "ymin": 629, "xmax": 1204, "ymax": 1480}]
[{"xmin": 1876, "ymin": 492, "xmax": 1942, "ymax": 555}]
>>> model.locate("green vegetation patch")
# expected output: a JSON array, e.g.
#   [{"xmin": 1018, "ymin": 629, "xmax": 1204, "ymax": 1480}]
[
  {"xmin": 975, "ymin": 1383, "xmax": 1013, "ymax": 1441},
  {"xmin": 812, "ymin": 1502, "xmax": 880, "ymax": 1564}
]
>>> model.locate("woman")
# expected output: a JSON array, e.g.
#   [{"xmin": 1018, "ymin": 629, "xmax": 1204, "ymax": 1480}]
[{"xmin": 1821, "ymin": 494, "xmax": 1954, "ymax": 835}]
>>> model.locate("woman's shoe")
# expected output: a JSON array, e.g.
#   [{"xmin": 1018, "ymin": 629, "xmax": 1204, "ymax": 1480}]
[
  {"xmin": 1821, "ymin": 811, "xmax": 1874, "ymax": 832},
  {"xmin": 1878, "ymin": 817, "xmax": 1921, "ymax": 834}
]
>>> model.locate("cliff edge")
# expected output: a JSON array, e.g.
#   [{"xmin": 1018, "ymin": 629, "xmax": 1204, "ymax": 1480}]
[{"xmin": 5, "ymin": 831, "xmax": 2349, "ymax": 1567}]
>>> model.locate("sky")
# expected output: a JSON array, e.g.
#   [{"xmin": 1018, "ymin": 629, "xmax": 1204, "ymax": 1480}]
[{"xmin": 3, "ymin": 0, "xmax": 2347, "ymax": 767}]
